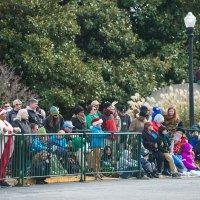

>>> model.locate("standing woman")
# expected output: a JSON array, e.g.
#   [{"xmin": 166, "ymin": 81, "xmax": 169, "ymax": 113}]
[
  {"xmin": 0, "ymin": 109, "xmax": 19, "ymax": 187},
  {"xmin": 12, "ymin": 109, "xmax": 32, "ymax": 179}
]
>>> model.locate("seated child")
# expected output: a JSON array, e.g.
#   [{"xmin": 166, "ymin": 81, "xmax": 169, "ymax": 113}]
[
  {"xmin": 141, "ymin": 148, "xmax": 159, "ymax": 178},
  {"xmin": 181, "ymin": 143, "xmax": 197, "ymax": 171},
  {"xmin": 101, "ymin": 146, "xmax": 115, "ymax": 173}
]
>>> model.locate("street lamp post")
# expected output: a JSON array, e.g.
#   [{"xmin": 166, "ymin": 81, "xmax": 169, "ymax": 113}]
[{"xmin": 184, "ymin": 12, "xmax": 196, "ymax": 127}]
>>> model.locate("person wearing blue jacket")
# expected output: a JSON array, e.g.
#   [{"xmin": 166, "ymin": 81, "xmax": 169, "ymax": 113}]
[{"xmin": 90, "ymin": 117, "xmax": 106, "ymax": 180}]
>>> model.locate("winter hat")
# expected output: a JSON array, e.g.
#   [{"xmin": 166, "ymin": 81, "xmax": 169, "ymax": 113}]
[
  {"xmin": 103, "ymin": 101, "xmax": 112, "ymax": 109},
  {"xmin": 141, "ymin": 148, "xmax": 149, "ymax": 157},
  {"xmin": 139, "ymin": 106, "xmax": 148, "ymax": 117},
  {"xmin": 154, "ymin": 114, "xmax": 164, "ymax": 124},
  {"xmin": 92, "ymin": 117, "xmax": 103, "ymax": 126},
  {"xmin": 91, "ymin": 100, "xmax": 100, "ymax": 106},
  {"xmin": 74, "ymin": 106, "xmax": 84, "ymax": 115},
  {"xmin": 63, "ymin": 121, "xmax": 74, "ymax": 129},
  {"xmin": 50, "ymin": 106, "xmax": 59, "ymax": 115},
  {"xmin": 152, "ymin": 107, "xmax": 162, "ymax": 121}
]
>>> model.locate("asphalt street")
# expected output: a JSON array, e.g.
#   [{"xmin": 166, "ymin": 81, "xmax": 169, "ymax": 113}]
[{"xmin": 1, "ymin": 177, "xmax": 200, "ymax": 200}]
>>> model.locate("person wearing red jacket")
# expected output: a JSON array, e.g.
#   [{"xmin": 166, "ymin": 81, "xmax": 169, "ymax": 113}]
[
  {"xmin": 151, "ymin": 114, "xmax": 164, "ymax": 133},
  {"xmin": 100, "ymin": 102, "xmax": 117, "ymax": 140}
]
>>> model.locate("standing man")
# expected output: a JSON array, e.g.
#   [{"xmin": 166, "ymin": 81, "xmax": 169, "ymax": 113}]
[
  {"xmin": 7, "ymin": 99, "xmax": 22, "ymax": 125},
  {"xmin": 27, "ymin": 98, "xmax": 42, "ymax": 126}
]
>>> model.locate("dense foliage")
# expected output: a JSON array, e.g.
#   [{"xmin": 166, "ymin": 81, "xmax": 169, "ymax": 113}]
[{"xmin": 0, "ymin": 0, "xmax": 199, "ymax": 116}]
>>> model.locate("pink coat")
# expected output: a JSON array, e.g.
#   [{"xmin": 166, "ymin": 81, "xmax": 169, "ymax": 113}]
[{"xmin": 181, "ymin": 143, "xmax": 197, "ymax": 171}]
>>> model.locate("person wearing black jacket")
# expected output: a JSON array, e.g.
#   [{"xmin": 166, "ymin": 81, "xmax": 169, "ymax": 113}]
[
  {"xmin": 44, "ymin": 106, "xmax": 64, "ymax": 133},
  {"xmin": 7, "ymin": 99, "xmax": 22, "ymax": 125},
  {"xmin": 71, "ymin": 106, "xmax": 86, "ymax": 131},
  {"xmin": 158, "ymin": 126, "xmax": 180, "ymax": 178},
  {"xmin": 27, "ymin": 98, "xmax": 43, "ymax": 126},
  {"xmin": 142, "ymin": 122, "xmax": 164, "ymax": 174}
]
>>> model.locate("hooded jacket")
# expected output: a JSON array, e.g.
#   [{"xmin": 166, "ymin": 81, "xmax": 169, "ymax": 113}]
[{"xmin": 181, "ymin": 143, "xmax": 197, "ymax": 170}]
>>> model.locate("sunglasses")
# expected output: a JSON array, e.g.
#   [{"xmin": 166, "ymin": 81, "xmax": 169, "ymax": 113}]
[{"xmin": 15, "ymin": 104, "xmax": 22, "ymax": 106}]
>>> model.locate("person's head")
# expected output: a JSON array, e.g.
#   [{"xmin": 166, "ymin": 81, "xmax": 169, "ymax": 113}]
[
  {"xmin": 15, "ymin": 109, "xmax": 29, "ymax": 121},
  {"xmin": 63, "ymin": 121, "xmax": 74, "ymax": 133},
  {"xmin": 167, "ymin": 106, "xmax": 178, "ymax": 119},
  {"xmin": 87, "ymin": 105, "xmax": 97, "ymax": 115},
  {"xmin": 158, "ymin": 125, "xmax": 168, "ymax": 135},
  {"xmin": 74, "ymin": 106, "xmax": 85, "ymax": 117},
  {"xmin": 0, "ymin": 109, "xmax": 7, "ymax": 120},
  {"xmin": 141, "ymin": 148, "xmax": 149, "ymax": 159},
  {"xmin": 13, "ymin": 99, "xmax": 22, "ymax": 111},
  {"xmin": 152, "ymin": 107, "xmax": 163, "ymax": 120},
  {"xmin": 30, "ymin": 123, "xmax": 39, "ymax": 133},
  {"xmin": 117, "ymin": 105, "xmax": 127, "ymax": 116},
  {"xmin": 103, "ymin": 101, "xmax": 115, "ymax": 116},
  {"xmin": 104, "ymin": 146, "xmax": 112, "ymax": 156},
  {"xmin": 144, "ymin": 122, "xmax": 153, "ymax": 131},
  {"xmin": 91, "ymin": 100, "xmax": 100, "ymax": 110},
  {"xmin": 154, "ymin": 114, "xmax": 164, "ymax": 126},
  {"xmin": 28, "ymin": 98, "xmax": 38, "ymax": 110},
  {"xmin": 50, "ymin": 106, "xmax": 60, "ymax": 118},
  {"xmin": 139, "ymin": 105, "xmax": 149, "ymax": 118},
  {"xmin": 92, "ymin": 117, "xmax": 103, "ymax": 127},
  {"xmin": 3, "ymin": 102, "xmax": 11, "ymax": 111}
]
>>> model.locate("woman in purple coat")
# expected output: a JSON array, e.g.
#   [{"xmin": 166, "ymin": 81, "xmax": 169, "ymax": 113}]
[{"xmin": 181, "ymin": 143, "xmax": 197, "ymax": 171}]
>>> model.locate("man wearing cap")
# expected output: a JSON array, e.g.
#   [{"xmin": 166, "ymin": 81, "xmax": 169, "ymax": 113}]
[
  {"xmin": 7, "ymin": 99, "xmax": 22, "ymax": 125},
  {"xmin": 44, "ymin": 106, "xmax": 65, "ymax": 133},
  {"xmin": 27, "ymin": 98, "xmax": 42, "ymax": 126}
]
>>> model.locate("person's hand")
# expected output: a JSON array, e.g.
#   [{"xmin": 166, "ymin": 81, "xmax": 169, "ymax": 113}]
[
  {"xmin": 13, "ymin": 127, "xmax": 21, "ymax": 133},
  {"xmin": 3, "ymin": 127, "xmax": 7, "ymax": 132},
  {"xmin": 155, "ymin": 143, "xmax": 158, "ymax": 148}
]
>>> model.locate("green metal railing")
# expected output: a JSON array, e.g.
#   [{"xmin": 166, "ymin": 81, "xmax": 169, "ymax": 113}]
[{"xmin": 0, "ymin": 132, "xmax": 142, "ymax": 185}]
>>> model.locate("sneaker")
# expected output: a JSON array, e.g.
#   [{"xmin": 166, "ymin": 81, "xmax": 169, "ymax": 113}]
[
  {"xmin": 153, "ymin": 173, "xmax": 159, "ymax": 178},
  {"xmin": 0, "ymin": 181, "xmax": 11, "ymax": 187},
  {"xmin": 172, "ymin": 173, "xmax": 181, "ymax": 178}
]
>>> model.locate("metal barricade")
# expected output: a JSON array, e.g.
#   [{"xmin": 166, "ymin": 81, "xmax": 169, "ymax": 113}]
[{"xmin": 0, "ymin": 131, "xmax": 142, "ymax": 185}]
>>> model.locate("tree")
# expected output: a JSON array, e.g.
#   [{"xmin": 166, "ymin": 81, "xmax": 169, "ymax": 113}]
[{"xmin": 0, "ymin": 63, "xmax": 37, "ymax": 104}]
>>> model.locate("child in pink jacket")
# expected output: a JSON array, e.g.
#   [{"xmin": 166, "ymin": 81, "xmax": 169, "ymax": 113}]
[{"xmin": 181, "ymin": 143, "xmax": 197, "ymax": 171}]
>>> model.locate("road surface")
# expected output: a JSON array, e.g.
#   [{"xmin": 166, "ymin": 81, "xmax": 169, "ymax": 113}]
[{"xmin": 1, "ymin": 177, "xmax": 200, "ymax": 200}]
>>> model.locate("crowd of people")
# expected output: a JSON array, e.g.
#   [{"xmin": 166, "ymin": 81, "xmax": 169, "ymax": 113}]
[{"xmin": 0, "ymin": 98, "xmax": 200, "ymax": 187}]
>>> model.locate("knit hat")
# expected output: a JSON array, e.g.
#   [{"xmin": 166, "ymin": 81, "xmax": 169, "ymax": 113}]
[
  {"xmin": 91, "ymin": 100, "xmax": 100, "ymax": 106},
  {"xmin": 139, "ymin": 106, "xmax": 148, "ymax": 117},
  {"xmin": 154, "ymin": 114, "xmax": 164, "ymax": 124},
  {"xmin": 74, "ymin": 106, "xmax": 84, "ymax": 115},
  {"xmin": 103, "ymin": 101, "xmax": 112, "ymax": 109},
  {"xmin": 63, "ymin": 121, "xmax": 74, "ymax": 129},
  {"xmin": 92, "ymin": 117, "xmax": 103, "ymax": 126},
  {"xmin": 50, "ymin": 106, "xmax": 59, "ymax": 115},
  {"xmin": 141, "ymin": 148, "xmax": 149, "ymax": 157},
  {"xmin": 13, "ymin": 99, "xmax": 22, "ymax": 106},
  {"xmin": 152, "ymin": 107, "xmax": 162, "ymax": 120}
]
